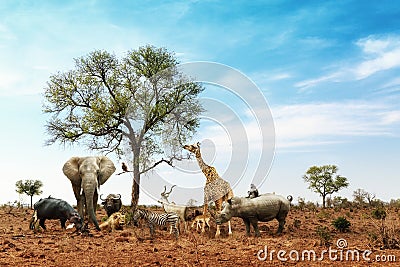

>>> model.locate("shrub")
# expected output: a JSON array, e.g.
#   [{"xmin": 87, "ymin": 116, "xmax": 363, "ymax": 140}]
[
  {"xmin": 124, "ymin": 211, "xmax": 134, "ymax": 226},
  {"xmin": 367, "ymin": 209, "xmax": 400, "ymax": 249},
  {"xmin": 305, "ymin": 201, "xmax": 317, "ymax": 212},
  {"xmin": 297, "ymin": 197, "xmax": 306, "ymax": 211},
  {"xmin": 316, "ymin": 226, "xmax": 331, "ymax": 247},
  {"xmin": 317, "ymin": 210, "xmax": 331, "ymax": 220},
  {"xmin": 372, "ymin": 207, "xmax": 386, "ymax": 220},
  {"xmin": 332, "ymin": 216, "xmax": 351, "ymax": 232}
]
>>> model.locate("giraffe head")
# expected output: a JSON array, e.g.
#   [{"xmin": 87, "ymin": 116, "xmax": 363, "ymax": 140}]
[{"xmin": 183, "ymin": 142, "xmax": 201, "ymax": 154}]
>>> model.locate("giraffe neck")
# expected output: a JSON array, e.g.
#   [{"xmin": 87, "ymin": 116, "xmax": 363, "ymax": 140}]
[
  {"xmin": 195, "ymin": 150, "xmax": 217, "ymax": 183},
  {"xmin": 195, "ymin": 150, "xmax": 208, "ymax": 171}
]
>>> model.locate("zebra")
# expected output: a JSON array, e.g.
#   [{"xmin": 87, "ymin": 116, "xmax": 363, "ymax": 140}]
[{"xmin": 133, "ymin": 209, "xmax": 180, "ymax": 239}]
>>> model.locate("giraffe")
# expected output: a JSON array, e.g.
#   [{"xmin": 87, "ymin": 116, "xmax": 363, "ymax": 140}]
[{"xmin": 183, "ymin": 142, "xmax": 234, "ymax": 237}]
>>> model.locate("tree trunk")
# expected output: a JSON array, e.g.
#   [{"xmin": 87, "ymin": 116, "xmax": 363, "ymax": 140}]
[
  {"xmin": 30, "ymin": 195, "xmax": 33, "ymax": 209},
  {"xmin": 131, "ymin": 147, "xmax": 141, "ymax": 213},
  {"xmin": 131, "ymin": 170, "xmax": 140, "ymax": 212},
  {"xmin": 322, "ymin": 194, "xmax": 326, "ymax": 208}
]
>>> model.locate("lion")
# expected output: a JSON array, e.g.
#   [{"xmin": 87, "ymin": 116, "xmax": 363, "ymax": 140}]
[{"xmin": 99, "ymin": 212, "xmax": 125, "ymax": 232}]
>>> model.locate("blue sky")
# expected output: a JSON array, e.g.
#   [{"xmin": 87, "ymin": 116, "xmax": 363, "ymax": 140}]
[{"xmin": 0, "ymin": 0, "xmax": 399, "ymax": 206}]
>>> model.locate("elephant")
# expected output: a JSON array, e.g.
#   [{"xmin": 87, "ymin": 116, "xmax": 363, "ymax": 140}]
[{"xmin": 62, "ymin": 156, "xmax": 116, "ymax": 230}]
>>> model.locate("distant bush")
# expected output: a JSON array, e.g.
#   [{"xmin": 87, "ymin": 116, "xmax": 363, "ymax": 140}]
[
  {"xmin": 332, "ymin": 196, "xmax": 352, "ymax": 210},
  {"xmin": 316, "ymin": 210, "xmax": 331, "ymax": 222},
  {"xmin": 297, "ymin": 197, "xmax": 306, "ymax": 211},
  {"xmin": 305, "ymin": 201, "xmax": 317, "ymax": 212},
  {"xmin": 315, "ymin": 226, "xmax": 331, "ymax": 247},
  {"xmin": 368, "ymin": 209, "xmax": 400, "ymax": 249},
  {"xmin": 372, "ymin": 207, "xmax": 386, "ymax": 220},
  {"xmin": 332, "ymin": 216, "xmax": 351, "ymax": 232},
  {"xmin": 389, "ymin": 199, "xmax": 400, "ymax": 209}
]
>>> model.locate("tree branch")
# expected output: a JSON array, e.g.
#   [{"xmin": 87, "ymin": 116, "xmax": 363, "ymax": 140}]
[
  {"xmin": 116, "ymin": 170, "xmax": 133, "ymax": 176},
  {"xmin": 139, "ymin": 158, "xmax": 175, "ymax": 174}
]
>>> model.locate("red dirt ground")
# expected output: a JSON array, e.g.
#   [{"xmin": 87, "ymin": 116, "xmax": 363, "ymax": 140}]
[{"xmin": 1, "ymin": 205, "xmax": 399, "ymax": 266}]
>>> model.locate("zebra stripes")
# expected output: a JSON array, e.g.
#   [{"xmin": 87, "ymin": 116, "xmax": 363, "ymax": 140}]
[{"xmin": 133, "ymin": 209, "xmax": 180, "ymax": 239}]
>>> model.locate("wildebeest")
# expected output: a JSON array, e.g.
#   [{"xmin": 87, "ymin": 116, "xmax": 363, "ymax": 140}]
[
  {"xmin": 100, "ymin": 194, "xmax": 122, "ymax": 217},
  {"xmin": 214, "ymin": 193, "xmax": 292, "ymax": 237},
  {"xmin": 29, "ymin": 196, "xmax": 83, "ymax": 231}
]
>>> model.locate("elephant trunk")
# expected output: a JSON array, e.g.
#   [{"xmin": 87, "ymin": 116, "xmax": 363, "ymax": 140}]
[{"xmin": 82, "ymin": 178, "xmax": 100, "ymax": 231}]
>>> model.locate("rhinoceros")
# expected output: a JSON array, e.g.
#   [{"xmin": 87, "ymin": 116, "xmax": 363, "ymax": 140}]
[{"xmin": 214, "ymin": 193, "xmax": 292, "ymax": 237}]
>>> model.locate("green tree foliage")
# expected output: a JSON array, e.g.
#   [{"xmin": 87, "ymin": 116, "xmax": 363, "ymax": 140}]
[
  {"xmin": 15, "ymin": 180, "xmax": 43, "ymax": 208},
  {"xmin": 303, "ymin": 165, "xmax": 349, "ymax": 208},
  {"xmin": 43, "ymin": 45, "xmax": 204, "ymax": 210}
]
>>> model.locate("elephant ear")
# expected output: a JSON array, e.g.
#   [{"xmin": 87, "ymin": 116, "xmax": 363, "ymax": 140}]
[
  {"xmin": 97, "ymin": 156, "xmax": 116, "ymax": 185},
  {"xmin": 62, "ymin": 157, "xmax": 81, "ymax": 185}
]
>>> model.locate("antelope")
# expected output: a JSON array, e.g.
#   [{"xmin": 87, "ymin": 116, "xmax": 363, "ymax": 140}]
[{"xmin": 158, "ymin": 185, "xmax": 189, "ymax": 233}]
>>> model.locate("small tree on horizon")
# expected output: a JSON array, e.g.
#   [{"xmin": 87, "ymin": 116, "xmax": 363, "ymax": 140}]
[
  {"xmin": 15, "ymin": 180, "xmax": 43, "ymax": 208},
  {"xmin": 303, "ymin": 165, "xmax": 349, "ymax": 208},
  {"xmin": 353, "ymin": 188, "xmax": 376, "ymax": 207},
  {"xmin": 353, "ymin": 188, "xmax": 368, "ymax": 206}
]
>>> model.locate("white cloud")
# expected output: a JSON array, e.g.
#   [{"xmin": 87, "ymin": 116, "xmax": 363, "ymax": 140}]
[
  {"xmin": 381, "ymin": 111, "xmax": 400, "ymax": 125},
  {"xmin": 294, "ymin": 72, "xmax": 340, "ymax": 91},
  {"xmin": 381, "ymin": 77, "xmax": 400, "ymax": 89},
  {"xmin": 356, "ymin": 36, "xmax": 399, "ymax": 55},
  {"xmin": 354, "ymin": 47, "xmax": 400, "ymax": 80},
  {"xmin": 351, "ymin": 35, "xmax": 400, "ymax": 81},
  {"xmin": 0, "ymin": 71, "xmax": 21, "ymax": 90},
  {"xmin": 255, "ymin": 72, "xmax": 292, "ymax": 84},
  {"xmin": 0, "ymin": 23, "xmax": 15, "ymax": 42},
  {"xmin": 196, "ymin": 98, "xmax": 400, "ymax": 153},
  {"xmin": 270, "ymin": 73, "xmax": 291, "ymax": 81},
  {"xmin": 295, "ymin": 35, "xmax": 400, "ymax": 90},
  {"xmin": 272, "ymin": 100, "xmax": 400, "ymax": 150}
]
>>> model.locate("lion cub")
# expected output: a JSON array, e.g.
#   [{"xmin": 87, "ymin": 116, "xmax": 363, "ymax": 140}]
[{"xmin": 99, "ymin": 212, "xmax": 125, "ymax": 232}]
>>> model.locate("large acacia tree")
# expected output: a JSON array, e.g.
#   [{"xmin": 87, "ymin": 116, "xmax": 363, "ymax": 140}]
[
  {"xmin": 303, "ymin": 165, "xmax": 349, "ymax": 208},
  {"xmin": 43, "ymin": 45, "xmax": 204, "ymax": 209}
]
